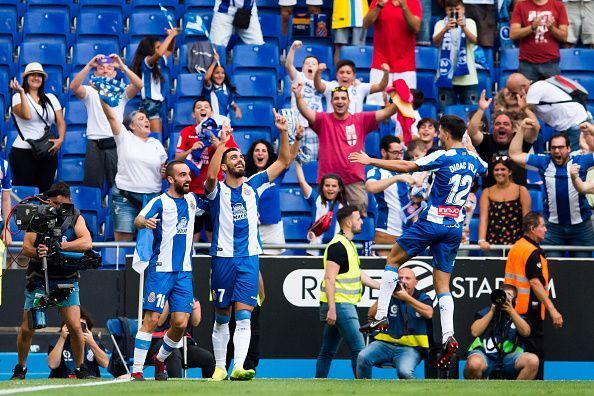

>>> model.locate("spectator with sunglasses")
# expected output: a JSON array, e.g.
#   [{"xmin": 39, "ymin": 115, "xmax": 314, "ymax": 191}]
[
  {"xmin": 293, "ymin": 80, "xmax": 400, "ymax": 216},
  {"xmin": 468, "ymin": 90, "xmax": 540, "ymax": 188}
]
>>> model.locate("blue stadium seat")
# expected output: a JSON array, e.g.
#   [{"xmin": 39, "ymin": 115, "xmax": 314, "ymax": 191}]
[
  {"xmin": 0, "ymin": 41, "xmax": 14, "ymax": 75},
  {"xmin": 418, "ymin": 103, "xmax": 437, "ymax": 120},
  {"xmin": 27, "ymin": 0, "xmax": 78, "ymax": 17},
  {"xmin": 559, "ymin": 48, "xmax": 594, "ymax": 74},
  {"xmin": 185, "ymin": 0, "xmax": 216, "ymax": 11},
  {"xmin": 172, "ymin": 99, "xmax": 197, "ymax": 128},
  {"xmin": 282, "ymin": 215, "xmax": 311, "ymax": 242},
  {"xmin": 339, "ymin": 46, "xmax": 373, "ymax": 76},
  {"xmin": 291, "ymin": 44, "xmax": 334, "ymax": 75},
  {"xmin": 0, "ymin": 7, "xmax": 20, "ymax": 47},
  {"xmin": 232, "ymin": 72, "xmax": 278, "ymax": 99},
  {"xmin": 565, "ymin": 74, "xmax": 594, "ymax": 102},
  {"xmin": 469, "ymin": 217, "xmax": 479, "ymax": 244},
  {"xmin": 282, "ymin": 161, "xmax": 318, "ymax": 185},
  {"xmin": 232, "ymin": 98, "xmax": 275, "ymax": 134},
  {"xmin": 365, "ymin": 132, "xmax": 381, "ymax": 159},
  {"xmin": 128, "ymin": 11, "xmax": 171, "ymax": 44},
  {"xmin": 23, "ymin": 11, "xmax": 72, "ymax": 46},
  {"xmin": 232, "ymin": 44, "xmax": 280, "ymax": 76},
  {"xmin": 233, "ymin": 129, "xmax": 272, "ymax": 154},
  {"xmin": 100, "ymin": 247, "xmax": 133, "ymax": 268},
  {"xmin": 174, "ymin": 73, "xmax": 204, "ymax": 99},
  {"xmin": 527, "ymin": 169, "xmax": 542, "ymax": 186},
  {"xmin": 477, "ymin": 71, "xmax": 493, "ymax": 96},
  {"xmin": 415, "ymin": 46, "xmax": 439, "ymax": 72},
  {"xmin": 65, "ymin": 101, "xmax": 89, "ymax": 126},
  {"xmin": 71, "ymin": 186, "xmax": 104, "ymax": 213},
  {"xmin": 19, "ymin": 42, "xmax": 67, "ymax": 76},
  {"xmin": 442, "ymin": 105, "xmax": 480, "ymax": 122},
  {"xmin": 352, "ymin": 217, "xmax": 375, "ymax": 242},
  {"xmin": 61, "ymin": 129, "xmax": 87, "ymax": 156},
  {"xmin": 4, "ymin": 128, "xmax": 18, "ymax": 156},
  {"xmin": 367, "ymin": 192, "xmax": 377, "ymax": 219},
  {"xmin": 0, "ymin": 68, "xmax": 9, "ymax": 104},
  {"xmin": 416, "ymin": 72, "xmax": 438, "ymax": 102},
  {"xmin": 72, "ymin": 43, "xmax": 120, "ymax": 73},
  {"xmin": 131, "ymin": 0, "xmax": 183, "ymax": 19},
  {"xmin": 500, "ymin": 48, "xmax": 519, "ymax": 74},
  {"xmin": 12, "ymin": 185, "xmax": 39, "ymax": 201},
  {"xmin": 529, "ymin": 189, "xmax": 544, "ymax": 213},
  {"xmin": 79, "ymin": 0, "xmax": 130, "ymax": 17},
  {"xmin": 76, "ymin": 10, "xmax": 125, "ymax": 48},
  {"xmin": 180, "ymin": 12, "xmax": 213, "ymax": 44},
  {"xmin": 280, "ymin": 187, "xmax": 311, "ymax": 214},
  {"xmin": 58, "ymin": 157, "xmax": 85, "ymax": 184},
  {"xmin": 259, "ymin": 13, "xmax": 284, "ymax": 49}
]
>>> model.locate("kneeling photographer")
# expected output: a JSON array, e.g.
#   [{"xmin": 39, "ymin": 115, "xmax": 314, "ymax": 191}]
[
  {"xmin": 11, "ymin": 182, "xmax": 98, "ymax": 380},
  {"xmin": 464, "ymin": 285, "xmax": 539, "ymax": 380}
]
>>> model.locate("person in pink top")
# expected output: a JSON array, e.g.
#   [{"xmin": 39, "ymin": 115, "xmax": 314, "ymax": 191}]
[
  {"xmin": 293, "ymin": 81, "xmax": 400, "ymax": 216},
  {"xmin": 363, "ymin": 0, "xmax": 422, "ymax": 105}
]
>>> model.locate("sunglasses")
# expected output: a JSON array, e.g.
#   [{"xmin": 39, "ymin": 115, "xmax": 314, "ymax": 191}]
[{"xmin": 331, "ymin": 86, "xmax": 348, "ymax": 93}]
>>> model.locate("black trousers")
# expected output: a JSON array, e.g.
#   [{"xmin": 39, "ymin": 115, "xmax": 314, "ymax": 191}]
[
  {"xmin": 523, "ymin": 333, "xmax": 545, "ymax": 380},
  {"xmin": 148, "ymin": 338, "xmax": 215, "ymax": 378},
  {"xmin": 84, "ymin": 139, "xmax": 117, "ymax": 189},
  {"xmin": 9, "ymin": 147, "xmax": 58, "ymax": 193}
]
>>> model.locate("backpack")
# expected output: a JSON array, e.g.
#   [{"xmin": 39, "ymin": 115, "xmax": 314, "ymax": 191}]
[
  {"xmin": 539, "ymin": 75, "xmax": 590, "ymax": 110},
  {"xmin": 107, "ymin": 317, "xmax": 133, "ymax": 377},
  {"xmin": 187, "ymin": 41, "xmax": 215, "ymax": 74}
]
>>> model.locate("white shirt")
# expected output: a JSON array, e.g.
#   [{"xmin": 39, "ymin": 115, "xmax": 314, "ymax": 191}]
[
  {"xmin": 323, "ymin": 80, "xmax": 371, "ymax": 114},
  {"xmin": 82, "ymin": 85, "xmax": 129, "ymax": 140},
  {"xmin": 463, "ymin": 0, "xmax": 494, "ymax": 4},
  {"xmin": 291, "ymin": 71, "xmax": 324, "ymax": 127},
  {"xmin": 526, "ymin": 80, "xmax": 589, "ymax": 132},
  {"xmin": 114, "ymin": 124, "xmax": 167, "ymax": 193},
  {"xmin": 12, "ymin": 93, "xmax": 62, "ymax": 149}
]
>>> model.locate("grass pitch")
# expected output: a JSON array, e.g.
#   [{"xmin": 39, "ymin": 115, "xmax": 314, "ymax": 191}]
[{"xmin": 0, "ymin": 379, "xmax": 593, "ymax": 396}]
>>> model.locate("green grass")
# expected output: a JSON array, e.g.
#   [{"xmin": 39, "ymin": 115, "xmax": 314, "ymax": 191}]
[{"xmin": 1, "ymin": 379, "xmax": 593, "ymax": 396}]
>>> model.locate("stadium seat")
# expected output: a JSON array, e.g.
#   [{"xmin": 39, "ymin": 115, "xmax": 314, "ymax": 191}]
[
  {"xmin": 231, "ymin": 72, "xmax": 278, "ymax": 99},
  {"xmin": 416, "ymin": 72, "xmax": 438, "ymax": 103},
  {"xmin": 233, "ymin": 129, "xmax": 272, "ymax": 154},
  {"xmin": 128, "ymin": 11, "xmax": 171, "ymax": 44},
  {"xmin": 0, "ymin": 68, "xmax": 9, "ymax": 104},
  {"xmin": 27, "ymin": 0, "xmax": 78, "ymax": 17},
  {"xmin": 23, "ymin": 11, "xmax": 73, "ymax": 46},
  {"xmin": 0, "ymin": 7, "xmax": 19, "ymax": 47},
  {"xmin": 291, "ymin": 44, "xmax": 334, "ymax": 76},
  {"xmin": 100, "ymin": 247, "xmax": 133, "ymax": 268},
  {"xmin": 71, "ymin": 186, "xmax": 105, "ymax": 239},
  {"xmin": 282, "ymin": 215, "xmax": 311, "ymax": 242},
  {"xmin": 76, "ymin": 10, "xmax": 125, "ymax": 48},
  {"xmin": 185, "ymin": 0, "xmax": 216, "ymax": 11},
  {"xmin": 19, "ymin": 42, "xmax": 67, "ymax": 76},
  {"xmin": 259, "ymin": 13, "xmax": 284, "ymax": 49},
  {"xmin": 232, "ymin": 98, "xmax": 275, "ymax": 134},
  {"xmin": 560, "ymin": 48, "xmax": 594, "ymax": 74},
  {"xmin": 352, "ymin": 217, "xmax": 375, "ymax": 242},
  {"xmin": 72, "ymin": 43, "xmax": 120, "ymax": 73},
  {"xmin": 232, "ymin": 44, "xmax": 280, "ymax": 76},
  {"xmin": 172, "ymin": 99, "xmax": 197, "ymax": 128},
  {"xmin": 282, "ymin": 161, "xmax": 318, "ymax": 185},
  {"xmin": 365, "ymin": 132, "xmax": 381, "ymax": 159},
  {"xmin": 367, "ymin": 192, "xmax": 377, "ymax": 219},
  {"xmin": 477, "ymin": 72, "xmax": 493, "ymax": 97},
  {"xmin": 0, "ymin": 41, "xmax": 14, "ymax": 75},
  {"xmin": 529, "ymin": 189, "xmax": 544, "ymax": 213},
  {"xmin": 339, "ymin": 46, "xmax": 373, "ymax": 77},
  {"xmin": 415, "ymin": 46, "xmax": 439, "ymax": 72},
  {"xmin": 131, "ymin": 0, "xmax": 183, "ymax": 19},
  {"xmin": 11, "ymin": 185, "xmax": 40, "ymax": 201},
  {"xmin": 61, "ymin": 129, "xmax": 87, "ymax": 156},
  {"xmin": 279, "ymin": 187, "xmax": 311, "ymax": 214},
  {"xmin": 418, "ymin": 103, "xmax": 438, "ymax": 120},
  {"xmin": 106, "ymin": 318, "xmax": 138, "ymax": 371},
  {"xmin": 4, "ymin": 128, "xmax": 18, "ymax": 156},
  {"xmin": 173, "ymin": 73, "xmax": 204, "ymax": 99},
  {"xmin": 79, "ymin": 0, "xmax": 130, "ymax": 17},
  {"xmin": 442, "ymin": 105, "xmax": 480, "ymax": 122},
  {"xmin": 65, "ymin": 100, "xmax": 89, "ymax": 126},
  {"xmin": 469, "ymin": 217, "xmax": 479, "ymax": 244},
  {"xmin": 58, "ymin": 157, "xmax": 85, "ymax": 184},
  {"xmin": 565, "ymin": 74, "xmax": 594, "ymax": 102}
]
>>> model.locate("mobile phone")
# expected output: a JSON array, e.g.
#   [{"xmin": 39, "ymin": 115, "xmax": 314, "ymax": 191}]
[{"xmin": 81, "ymin": 322, "xmax": 87, "ymax": 333}]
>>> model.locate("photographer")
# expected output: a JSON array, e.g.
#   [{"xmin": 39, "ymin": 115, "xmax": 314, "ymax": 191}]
[
  {"xmin": 48, "ymin": 308, "xmax": 108, "ymax": 378},
  {"xmin": 464, "ymin": 285, "xmax": 539, "ymax": 380},
  {"xmin": 11, "ymin": 182, "xmax": 94, "ymax": 380}
]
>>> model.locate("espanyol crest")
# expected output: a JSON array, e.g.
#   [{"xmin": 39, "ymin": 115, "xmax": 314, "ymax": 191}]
[
  {"xmin": 500, "ymin": 26, "xmax": 510, "ymax": 40},
  {"xmin": 439, "ymin": 58, "xmax": 452, "ymax": 76}
]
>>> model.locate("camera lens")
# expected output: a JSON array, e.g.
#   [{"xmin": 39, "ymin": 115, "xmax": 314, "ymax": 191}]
[{"xmin": 490, "ymin": 289, "xmax": 507, "ymax": 306}]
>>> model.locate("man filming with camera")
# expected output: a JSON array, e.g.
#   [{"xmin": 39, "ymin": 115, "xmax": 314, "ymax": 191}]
[
  {"xmin": 11, "ymin": 182, "xmax": 95, "ymax": 380},
  {"xmin": 464, "ymin": 284, "xmax": 539, "ymax": 380}
]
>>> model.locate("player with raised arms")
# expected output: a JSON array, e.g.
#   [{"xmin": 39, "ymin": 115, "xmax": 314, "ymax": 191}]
[
  {"xmin": 205, "ymin": 109, "xmax": 293, "ymax": 381},
  {"xmin": 349, "ymin": 115, "xmax": 488, "ymax": 369}
]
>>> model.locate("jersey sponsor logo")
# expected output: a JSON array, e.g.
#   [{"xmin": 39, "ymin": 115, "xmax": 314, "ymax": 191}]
[
  {"xmin": 438, "ymin": 205, "xmax": 461, "ymax": 218},
  {"xmin": 345, "ymin": 124, "xmax": 357, "ymax": 146},
  {"xmin": 243, "ymin": 185, "xmax": 252, "ymax": 196},
  {"xmin": 389, "ymin": 304, "xmax": 398, "ymax": 316},
  {"xmin": 177, "ymin": 217, "xmax": 188, "ymax": 234},
  {"xmin": 232, "ymin": 202, "xmax": 248, "ymax": 222}
]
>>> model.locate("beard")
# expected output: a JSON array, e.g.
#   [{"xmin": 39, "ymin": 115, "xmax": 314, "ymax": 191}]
[
  {"xmin": 174, "ymin": 181, "xmax": 189, "ymax": 195},
  {"xmin": 227, "ymin": 167, "xmax": 245, "ymax": 178}
]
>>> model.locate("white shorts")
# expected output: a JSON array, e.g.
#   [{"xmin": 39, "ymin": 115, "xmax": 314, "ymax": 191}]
[
  {"xmin": 279, "ymin": 0, "xmax": 323, "ymax": 6},
  {"xmin": 210, "ymin": 10, "xmax": 265, "ymax": 47},
  {"xmin": 259, "ymin": 221, "xmax": 286, "ymax": 255},
  {"xmin": 566, "ymin": 1, "xmax": 594, "ymax": 45},
  {"xmin": 366, "ymin": 69, "xmax": 417, "ymax": 106}
]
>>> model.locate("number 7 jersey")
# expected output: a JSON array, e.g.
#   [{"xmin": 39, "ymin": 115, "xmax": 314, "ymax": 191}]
[{"xmin": 414, "ymin": 148, "xmax": 487, "ymax": 226}]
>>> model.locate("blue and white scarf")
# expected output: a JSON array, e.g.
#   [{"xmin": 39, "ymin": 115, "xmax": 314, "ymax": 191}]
[
  {"xmin": 90, "ymin": 75, "xmax": 127, "ymax": 107},
  {"xmin": 436, "ymin": 18, "xmax": 469, "ymax": 89}
]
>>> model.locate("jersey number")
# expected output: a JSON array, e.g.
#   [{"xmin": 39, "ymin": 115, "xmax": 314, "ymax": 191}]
[
  {"xmin": 445, "ymin": 175, "xmax": 473, "ymax": 206},
  {"xmin": 156, "ymin": 294, "xmax": 166, "ymax": 309},
  {"xmin": 217, "ymin": 289, "xmax": 225, "ymax": 303}
]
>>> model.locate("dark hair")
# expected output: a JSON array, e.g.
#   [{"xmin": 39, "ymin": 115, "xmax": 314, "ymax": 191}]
[
  {"xmin": 303, "ymin": 55, "xmax": 319, "ymax": 64},
  {"xmin": 337, "ymin": 205, "xmax": 359, "ymax": 225},
  {"xmin": 222, "ymin": 147, "xmax": 240, "ymax": 164},
  {"xmin": 245, "ymin": 139, "xmax": 277, "ymax": 177},
  {"xmin": 522, "ymin": 211, "xmax": 544, "ymax": 234},
  {"xmin": 335, "ymin": 59, "xmax": 356, "ymax": 74},
  {"xmin": 193, "ymin": 97, "xmax": 211, "ymax": 110},
  {"xmin": 550, "ymin": 133, "xmax": 570, "ymax": 148},
  {"xmin": 445, "ymin": 0, "xmax": 463, "ymax": 7},
  {"xmin": 165, "ymin": 160, "xmax": 186, "ymax": 178},
  {"xmin": 22, "ymin": 73, "xmax": 51, "ymax": 118},
  {"xmin": 213, "ymin": 63, "xmax": 237, "ymax": 94},
  {"xmin": 131, "ymin": 37, "xmax": 164, "ymax": 83},
  {"xmin": 44, "ymin": 181, "xmax": 71, "ymax": 198},
  {"xmin": 439, "ymin": 115, "xmax": 466, "ymax": 141},
  {"xmin": 410, "ymin": 89, "xmax": 424, "ymax": 110},
  {"xmin": 491, "ymin": 157, "xmax": 514, "ymax": 173},
  {"xmin": 418, "ymin": 117, "xmax": 438, "ymax": 131},
  {"xmin": 380, "ymin": 135, "xmax": 401, "ymax": 151},
  {"xmin": 123, "ymin": 110, "xmax": 147, "ymax": 130},
  {"xmin": 318, "ymin": 173, "xmax": 347, "ymax": 207},
  {"xmin": 407, "ymin": 139, "xmax": 426, "ymax": 155}
]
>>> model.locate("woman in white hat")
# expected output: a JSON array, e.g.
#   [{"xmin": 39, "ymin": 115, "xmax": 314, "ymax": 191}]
[{"xmin": 9, "ymin": 62, "xmax": 65, "ymax": 192}]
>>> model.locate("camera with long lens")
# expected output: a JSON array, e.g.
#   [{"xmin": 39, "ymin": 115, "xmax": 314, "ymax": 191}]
[{"xmin": 490, "ymin": 288, "xmax": 507, "ymax": 308}]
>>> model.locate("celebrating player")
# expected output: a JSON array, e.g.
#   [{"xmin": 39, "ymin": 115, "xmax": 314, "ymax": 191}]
[
  {"xmin": 205, "ymin": 109, "xmax": 293, "ymax": 381},
  {"xmin": 130, "ymin": 161, "xmax": 207, "ymax": 381},
  {"xmin": 349, "ymin": 115, "xmax": 488, "ymax": 369}
]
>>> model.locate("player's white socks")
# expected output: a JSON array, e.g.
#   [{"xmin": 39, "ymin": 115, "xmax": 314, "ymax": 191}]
[
  {"xmin": 438, "ymin": 292, "xmax": 455, "ymax": 343},
  {"xmin": 233, "ymin": 311, "xmax": 252, "ymax": 371},
  {"xmin": 157, "ymin": 332, "xmax": 182, "ymax": 363},
  {"xmin": 212, "ymin": 314, "xmax": 230, "ymax": 369},
  {"xmin": 375, "ymin": 266, "xmax": 399, "ymax": 320},
  {"xmin": 132, "ymin": 330, "xmax": 152, "ymax": 373}
]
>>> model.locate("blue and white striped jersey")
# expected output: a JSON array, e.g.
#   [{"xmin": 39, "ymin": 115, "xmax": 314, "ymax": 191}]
[
  {"xmin": 140, "ymin": 56, "xmax": 167, "ymax": 102},
  {"xmin": 414, "ymin": 148, "xmax": 488, "ymax": 225},
  {"xmin": 207, "ymin": 171, "xmax": 269, "ymax": 257},
  {"xmin": 366, "ymin": 167, "xmax": 411, "ymax": 236},
  {"xmin": 0, "ymin": 158, "xmax": 12, "ymax": 221},
  {"xmin": 527, "ymin": 153, "xmax": 594, "ymax": 225},
  {"xmin": 215, "ymin": 0, "xmax": 255, "ymax": 14},
  {"xmin": 139, "ymin": 193, "xmax": 206, "ymax": 272}
]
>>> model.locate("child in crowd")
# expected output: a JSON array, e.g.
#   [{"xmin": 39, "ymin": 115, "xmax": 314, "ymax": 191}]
[
  {"xmin": 203, "ymin": 52, "xmax": 242, "ymax": 120},
  {"xmin": 130, "ymin": 28, "xmax": 179, "ymax": 133},
  {"xmin": 285, "ymin": 40, "xmax": 324, "ymax": 161},
  {"xmin": 415, "ymin": 117, "xmax": 440, "ymax": 154},
  {"xmin": 314, "ymin": 59, "xmax": 390, "ymax": 114}
]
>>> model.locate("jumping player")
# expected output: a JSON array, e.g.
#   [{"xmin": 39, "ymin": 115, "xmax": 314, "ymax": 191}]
[
  {"xmin": 349, "ymin": 115, "xmax": 487, "ymax": 368},
  {"xmin": 205, "ymin": 110, "xmax": 293, "ymax": 381},
  {"xmin": 130, "ymin": 161, "xmax": 207, "ymax": 381}
]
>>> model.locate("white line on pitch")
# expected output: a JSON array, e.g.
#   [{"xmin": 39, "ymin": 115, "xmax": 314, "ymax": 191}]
[{"xmin": 0, "ymin": 379, "xmax": 126, "ymax": 395}]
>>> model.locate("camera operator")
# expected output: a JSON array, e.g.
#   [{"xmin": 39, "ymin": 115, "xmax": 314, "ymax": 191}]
[
  {"xmin": 464, "ymin": 285, "xmax": 539, "ymax": 380},
  {"xmin": 48, "ymin": 308, "xmax": 108, "ymax": 378},
  {"xmin": 11, "ymin": 182, "xmax": 94, "ymax": 380}
]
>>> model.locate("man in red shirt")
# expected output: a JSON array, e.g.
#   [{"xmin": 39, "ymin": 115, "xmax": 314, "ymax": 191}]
[
  {"xmin": 175, "ymin": 98, "xmax": 238, "ymax": 241},
  {"xmin": 293, "ymin": 82, "xmax": 399, "ymax": 216},
  {"xmin": 510, "ymin": 0, "xmax": 568, "ymax": 81},
  {"xmin": 363, "ymin": 0, "xmax": 422, "ymax": 105}
]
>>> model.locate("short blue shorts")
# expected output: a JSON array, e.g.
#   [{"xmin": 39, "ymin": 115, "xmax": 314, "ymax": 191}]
[
  {"xmin": 210, "ymin": 256, "xmax": 259, "ymax": 308},
  {"xmin": 144, "ymin": 270, "xmax": 194, "ymax": 314},
  {"xmin": 110, "ymin": 187, "xmax": 159, "ymax": 233},
  {"xmin": 396, "ymin": 219, "xmax": 463, "ymax": 273},
  {"xmin": 140, "ymin": 98, "xmax": 163, "ymax": 119},
  {"xmin": 24, "ymin": 280, "xmax": 80, "ymax": 310},
  {"xmin": 467, "ymin": 350, "xmax": 523, "ymax": 379}
]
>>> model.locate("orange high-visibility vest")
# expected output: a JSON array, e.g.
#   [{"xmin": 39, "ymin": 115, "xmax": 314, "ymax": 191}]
[{"xmin": 504, "ymin": 237, "xmax": 549, "ymax": 320}]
